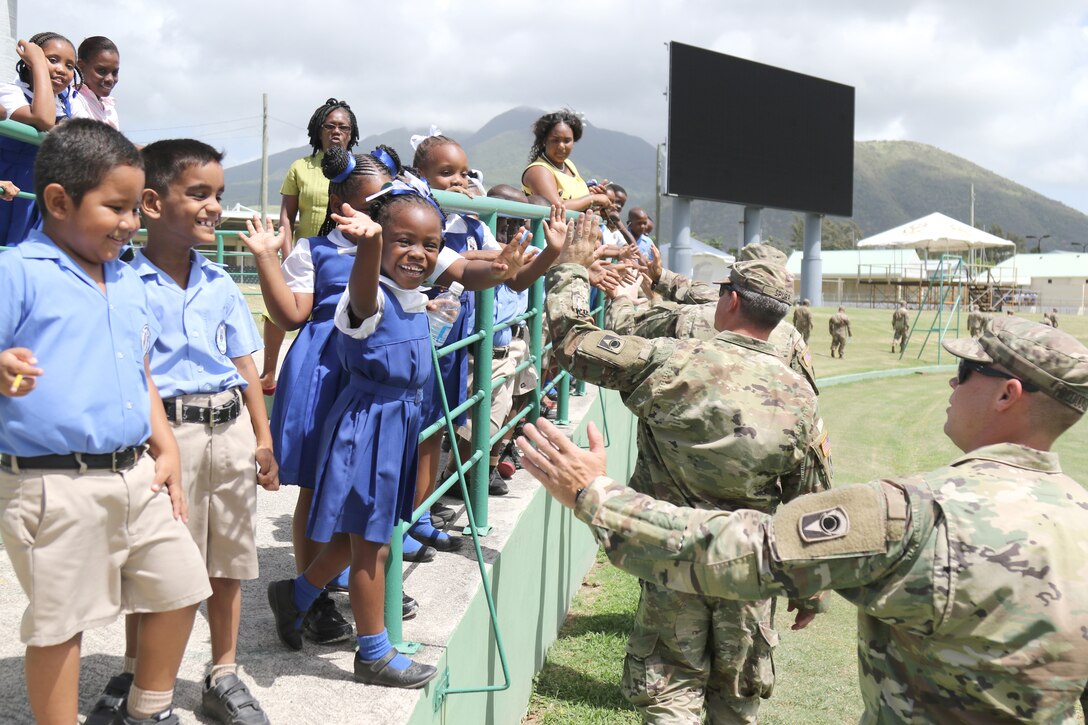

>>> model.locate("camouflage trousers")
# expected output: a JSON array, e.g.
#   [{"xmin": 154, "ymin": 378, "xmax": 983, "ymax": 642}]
[
  {"xmin": 892, "ymin": 328, "xmax": 908, "ymax": 352},
  {"xmin": 797, "ymin": 327, "xmax": 811, "ymax": 344},
  {"xmin": 831, "ymin": 334, "xmax": 847, "ymax": 357},
  {"xmin": 622, "ymin": 580, "xmax": 777, "ymax": 725}
]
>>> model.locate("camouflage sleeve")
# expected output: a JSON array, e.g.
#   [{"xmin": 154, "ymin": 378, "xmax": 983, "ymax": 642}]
[
  {"xmin": 574, "ymin": 476, "xmax": 919, "ymax": 603},
  {"xmin": 604, "ymin": 297, "xmax": 639, "ymax": 334},
  {"xmin": 780, "ymin": 414, "xmax": 833, "ymax": 501},
  {"xmin": 546, "ymin": 264, "xmax": 677, "ymax": 395},
  {"xmin": 656, "ymin": 268, "xmax": 718, "ymax": 305}
]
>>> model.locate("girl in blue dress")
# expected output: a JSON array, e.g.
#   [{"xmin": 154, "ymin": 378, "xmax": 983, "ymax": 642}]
[
  {"xmin": 242, "ymin": 145, "xmax": 401, "ymax": 644},
  {"xmin": 266, "ymin": 180, "xmax": 445, "ymax": 688}
]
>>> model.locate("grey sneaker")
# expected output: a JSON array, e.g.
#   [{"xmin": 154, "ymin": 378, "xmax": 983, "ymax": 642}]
[{"xmin": 202, "ymin": 673, "xmax": 269, "ymax": 725}]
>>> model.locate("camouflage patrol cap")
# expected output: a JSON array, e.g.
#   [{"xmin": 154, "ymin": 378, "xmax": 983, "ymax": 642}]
[
  {"xmin": 723, "ymin": 259, "xmax": 794, "ymax": 304},
  {"xmin": 943, "ymin": 316, "xmax": 1088, "ymax": 413},
  {"xmin": 736, "ymin": 242, "xmax": 788, "ymax": 264}
]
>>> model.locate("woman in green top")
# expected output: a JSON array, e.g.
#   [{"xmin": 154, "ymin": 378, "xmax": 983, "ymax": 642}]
[
  {"xmin": 522, "ymin": 109, "xmax": 611, "ymax": 213},
  {"xmin": 261, "ymin": 98, "xmax": 360, "ymax": 394}
]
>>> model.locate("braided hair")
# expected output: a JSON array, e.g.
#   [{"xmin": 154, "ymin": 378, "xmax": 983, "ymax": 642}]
[
  {"xmin": 367, "ymin": 190, "xmax": 443, "ymax": 231},
  {"xmin": 317, "ymin": 145, "xmax": 402, "ymax": 235},
  {"xmin": 17, "ymin": 32, "xmax": 81, "ymax": 91},
  {"xmin": 412, "ymin": 134, "xmax": 458, "ymax": 168},
  {"xmin": 306, "ymin": 98, "xmax": 360, "ymax": 156},
  {"xmin": 528, "ymin": 109, "xmax": 583, "ymax": 163}
]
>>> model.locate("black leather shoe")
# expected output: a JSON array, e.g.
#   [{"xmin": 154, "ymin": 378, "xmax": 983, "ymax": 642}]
[
  {"xmin": 84, "ymin": 672, "xmax": 132, "ymax": 725},
  {"xmin": 353, "ymin": 650, "xmax": 438, "ymax": 689},
  {"xmin": 266, "ymin": 579, "xmax": 303, "ymax": 651},
  {"xmin": 403, "ymin": 593, "xmax": 418, "ymax": 620},
  {"xmin": 116, "ymin": 705, "xmax": 179, "ymax": 724},
  {"xmin": 303, "ymin": 591, "xmax": 353, "ymax": 644},
  {"xmin": 430, "ymin": 502, "xmax": 457, "ymax": 528},
  {"xmin": 402, "ymin": 543, "xmax": 437, "ymax": 563}
]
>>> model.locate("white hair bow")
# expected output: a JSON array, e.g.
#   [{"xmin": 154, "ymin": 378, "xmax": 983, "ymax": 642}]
[{"xmin": 409, "ymin": 124, "xmax": 443, "ymax": 151}]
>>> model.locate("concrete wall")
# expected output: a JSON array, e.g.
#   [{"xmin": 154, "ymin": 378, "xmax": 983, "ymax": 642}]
[{"xmin": 407, "ymin": 388, "xmax": 639, "ymax": 725}]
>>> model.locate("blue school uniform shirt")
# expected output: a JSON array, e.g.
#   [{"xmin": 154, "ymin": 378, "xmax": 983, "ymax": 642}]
[
  {"xmin": 131, "ymin": 249, "xmax": 262, "ymax": 397},
  {"xmin": 0, "ymin": 230, "xmax": 159, "ymax": 455},
  {"xmin": 636, "ymin": 234, "xmax": 655, "ymax": 260},
  {"xmin": 493, "ymin": 283, "xmax": 527, "ymax": 347}
]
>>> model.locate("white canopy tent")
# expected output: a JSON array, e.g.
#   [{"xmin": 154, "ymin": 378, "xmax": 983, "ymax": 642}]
[{"xmin": 856, "ymin": 212, "xmax": 1016, "ymax": 253}]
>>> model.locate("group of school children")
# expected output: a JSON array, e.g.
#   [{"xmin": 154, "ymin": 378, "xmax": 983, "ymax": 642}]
[{"xmin": 0, "ymin": 30, "xmax": 655, "ymax": 725}]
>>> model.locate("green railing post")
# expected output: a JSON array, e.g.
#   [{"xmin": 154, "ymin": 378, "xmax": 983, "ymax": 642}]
[{"xmin": 527, "ymin": 217, "xmax": 546, "ymax": 423}]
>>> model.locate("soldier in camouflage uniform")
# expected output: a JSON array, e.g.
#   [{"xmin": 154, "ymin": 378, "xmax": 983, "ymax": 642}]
[
  {"xmin": 1043, "ymin": 308, "xmax": 1059, "ymax": 328},
  {"xmin": 828, "ymin": 307, "xmax": 852, "ymax": 358},
  {"xmin": 891, "ymin": 302, "xmax": 910, "ymax": 353},
  {"xmin": 519, "ymin": 315, "xmax": 1088, "ymax": 724},
  {"xmin": 967, "ymin": 305, "xmax": 986, "ymax": 338},
  {"xmin": 545, "ymin": 220, "xmax": 833, "ymax": 723},
  {"xmin": 791, "ymin": 299, "xmax": 813, "ymax": 343},
  {"xmin": 605, "ymin": 244, "xmax": 818, "ymax": 393}
]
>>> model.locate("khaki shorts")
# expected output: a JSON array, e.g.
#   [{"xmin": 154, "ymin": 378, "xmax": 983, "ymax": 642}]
[
  {"xmin": 169, "ymin": 389, "xmax": 260, "ymax": 580},
  {"xmin": 0, "ymin": 454, "xmax": 211, "ymax": 647},
  {"xmin": 457, "ymin": 346, "xmax": 520, "ymax": 442}
]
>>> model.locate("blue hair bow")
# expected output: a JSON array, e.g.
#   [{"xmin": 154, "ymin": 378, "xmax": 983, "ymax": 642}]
[
  {"xmin": 370, "ymin": 147, "xmax": 399, "ymax": 176},
  {"xmin": 330, "ymin": 152, "xmax": 357, "ymax": 184}
]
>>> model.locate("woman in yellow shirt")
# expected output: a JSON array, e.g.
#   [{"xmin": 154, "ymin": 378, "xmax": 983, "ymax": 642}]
[
  {"xmin": 261, "ymin": 98, "xmax": 359, "ymax": 393},
  {"xmin": 522, "ymin": 110, "xmax": 611, "ymax": 213}
]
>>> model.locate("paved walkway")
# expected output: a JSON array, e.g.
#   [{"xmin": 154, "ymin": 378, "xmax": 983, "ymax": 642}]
[{"xmin": 0, "ymin": 426, "xmax": 569, "ymax": 724}]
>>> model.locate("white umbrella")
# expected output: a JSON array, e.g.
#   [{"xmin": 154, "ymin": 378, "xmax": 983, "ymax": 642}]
[{"xmin": 856, "ymin": 212, "xmax": 1015, "ymax": 251}]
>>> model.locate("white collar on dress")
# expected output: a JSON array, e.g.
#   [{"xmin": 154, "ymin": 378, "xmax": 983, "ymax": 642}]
[{"xmin": 379, "ymin": 274, "xmax": 428, "ymax": 313}]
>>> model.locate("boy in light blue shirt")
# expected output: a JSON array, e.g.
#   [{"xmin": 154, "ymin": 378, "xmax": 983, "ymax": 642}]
[
  {"xmin": 0, "ymin": 120, "xmax": 210, "ymax": 725},
  {"xmin": 87, "ymin": 139, "xmax": 279, "ymax": 725}
]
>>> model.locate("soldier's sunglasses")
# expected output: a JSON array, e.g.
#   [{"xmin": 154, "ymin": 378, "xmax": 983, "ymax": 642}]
[{"xmin": 957, "ymin": 359, "xmax": 1039, "ymax": 391}]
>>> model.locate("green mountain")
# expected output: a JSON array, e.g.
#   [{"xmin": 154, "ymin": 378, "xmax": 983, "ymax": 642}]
[{"xmin": 223, "ymin": 107, "xmax": 1087, "ymax": 249}]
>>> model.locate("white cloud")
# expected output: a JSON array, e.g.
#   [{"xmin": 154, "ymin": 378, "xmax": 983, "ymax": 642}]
[{"xmin": 14, "ymin": 0, "xmax": 1088, "ymax": 213}]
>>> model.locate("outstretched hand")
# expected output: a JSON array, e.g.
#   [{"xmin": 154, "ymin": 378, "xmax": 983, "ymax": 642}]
[
  {"xmin": 493, "ymin": 228, "xmax": 534, "ymax": 280},
  {"xmin": 541, "ymin": 204, "xmax": 569, "ymax": 253},
  {"xmin": 589, "ymin": 259, "xmax": 626, "ymax": 295},
  {"xmin": 557, "ymin": 211, "xmax": 599, "ymax": 268},
  {"xmin": 239, "ymin": 215, "xmax": 288, "ymax": 259},
  {"xmin": 516, "ymin": 418, "xmax": 608, "ymax": 509},
  {"xmin": 331, "ymin": 203, "xmax": 382, "ymax": 246}
]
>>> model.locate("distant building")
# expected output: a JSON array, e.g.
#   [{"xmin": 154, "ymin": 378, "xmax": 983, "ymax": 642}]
[
  {"xmin": 991, "ymin": 253, "xmax": 1088, "ymax": 314},
  {"xmin": 1, "ymin": 1, "xmax": 16, "ymax": 78},
  {"xmin": 660, "ymin": 238, "xmax": 735, "ymax": 282},
  {"xmin": 786, "ymin": 248, "xmax": 926, "ymax": 306}
]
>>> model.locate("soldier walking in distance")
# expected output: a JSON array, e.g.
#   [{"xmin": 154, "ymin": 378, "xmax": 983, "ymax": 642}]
[
  {"xmin": 792, "ymin": 299, "xmax": 813, "ymax": 343},
  {"xmin": 891, "ymin": 301, "xmax": 909, "ymax": 353},
  {"xmin": 967, "ymin": 304, "xmax": 987, "ymax": 338},
  {"xmin": 1043, "ymin": 308, "xmax": 1059, "ymax": 328},
  {"xmin": 828, "ymin": 307, "xmax": 851, "ymax": 358},
  {"xmin": 520, "ymin": 316, "xmax": 1088, "ymax": 724},
  {"xmin": 541, "ymin": 217, "xmax": 832, "ymax": 724}
]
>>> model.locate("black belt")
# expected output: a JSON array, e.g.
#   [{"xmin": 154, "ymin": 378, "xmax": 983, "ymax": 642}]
[
  {"xmin": 163, "ymin": 391, "xmax": 241, "ymax": 426},
  {"xmin": 1, "ymin": 446, "xmax": 143, "ymax": 473},
  {"xmin": 493, "ymin": 346, "xmax": 511, "ymax": 359}
]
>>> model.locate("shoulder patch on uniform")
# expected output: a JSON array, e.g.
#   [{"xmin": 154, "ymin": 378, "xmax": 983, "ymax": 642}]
[
  {"xmin": 771, "ymin": 484, "xmax": 886, "ymax": 561},
  {"xmin": 597, "ymin": 335, "xmax": 625, "ymax": 354},
  {"xmin": 798, "ymin": 506, "xmax": 849, "ymax": 542}
]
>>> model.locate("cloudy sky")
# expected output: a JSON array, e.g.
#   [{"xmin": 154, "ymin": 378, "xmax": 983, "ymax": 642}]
[{"xmin": 16, "ymin": 1, "xmax": 1088, "ymax": 215}]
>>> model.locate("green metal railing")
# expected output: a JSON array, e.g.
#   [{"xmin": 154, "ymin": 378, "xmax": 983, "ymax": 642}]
[{"xmin": 1, "ymin": 115, "xmax": 598, "ymax": 705}]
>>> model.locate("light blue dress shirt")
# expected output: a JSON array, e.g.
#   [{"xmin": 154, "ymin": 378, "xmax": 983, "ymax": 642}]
[
  {"xmin": 0, "ymin": 230, "xmax": 159, "ymax": 455},
  {"xmin": 131, "ymin": 250, "xmax": 262, "ymax": 398}
]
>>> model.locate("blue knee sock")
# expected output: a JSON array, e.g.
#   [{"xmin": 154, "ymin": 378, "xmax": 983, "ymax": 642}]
[
  {"xmin": 292, "ymin": 574, "xmax": 324, "ymax": 627},
  {"xmin": 357, "ymin": 630, "xmax": 411, "ymax": 671},
  {"xmin": 409, "ymin": 511, "xmax": 448, "ymax": 544},
  {"xmin": 402, "ymin": 531, "xmax": 424, "ymax": 555}
]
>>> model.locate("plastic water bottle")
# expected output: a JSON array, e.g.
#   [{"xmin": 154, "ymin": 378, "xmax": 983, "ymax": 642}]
[{"xmin": 428, "ymin": 282, "xmax": 463, "ymax": 345}]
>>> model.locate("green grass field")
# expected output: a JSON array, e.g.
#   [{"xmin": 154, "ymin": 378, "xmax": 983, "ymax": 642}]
[{"xmin": 525, "ymin": 305, "xmax": 1088, "ymax": 724}]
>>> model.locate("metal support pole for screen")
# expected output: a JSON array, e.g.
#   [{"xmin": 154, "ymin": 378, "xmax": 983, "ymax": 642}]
[
  {"xmin": 671, "ymin": 197, "xmax": 693, "ymax": 277},
  {"xmin": 801, "ymin": 212, "xmax": 823, "ymax": 306},
  {"xmin": 742, "ymin": 206, "xmax": 762, "ymax": 251}
]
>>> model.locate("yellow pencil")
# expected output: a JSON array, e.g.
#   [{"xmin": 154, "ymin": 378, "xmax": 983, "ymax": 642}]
[{"xmin": 9, "ymin": 374, "xmax": 22, "ymax": 393}]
